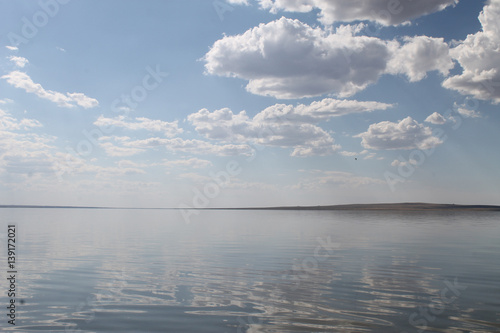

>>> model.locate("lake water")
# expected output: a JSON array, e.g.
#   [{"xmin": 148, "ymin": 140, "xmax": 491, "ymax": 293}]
[{"xmin": 1, "ymin": 208, "xmax": 499, "ymax": 332}]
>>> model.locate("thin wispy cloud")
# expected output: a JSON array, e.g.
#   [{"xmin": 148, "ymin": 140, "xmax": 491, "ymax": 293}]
[{"xmin": 1, "ymin": 71, "xmax": 99, "ymax": 109}]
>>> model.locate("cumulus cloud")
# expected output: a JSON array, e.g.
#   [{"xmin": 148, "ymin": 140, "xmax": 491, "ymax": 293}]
[
  {"xmin": 66, "ymin": 93, "xmax": 99, "ymax": 109},
  {"xmin": 425, "ymin": 112, "xmax": 447, "ymax": 124},
  {"xmin": 388, "ymin": 36, "xmax": 454, "ymax": 81},
  {"xmin": 1, "ymin": 71, "xmax": 99, "ymax": 108},
  {"xmin": 0, "ymin": 110, "xmax": 60, "ymax": 178},
  {"xmin": 0, "ymin": 109, "xmax": 43, "ymax": 131},
  {"xmin": 204, "ymin": 18, "xmax": 455, "ymax": 99},
  {"xmin": 188, "ymin": 103, "xmax": 346, "ymax": 157},
  {"xmin": 98, "ymin": 136, "xmax": 253, "ymax": 157},
  {"xmin": 254, "ymin": 98, "xmax": 393, "ymax": 123},
  {"xmin": 205, "ymin": 18, "xmax": 391, "ymax": 98},
  {"xmin": 257, "ymin": 0, "xmax": 458, "ymax": 26},
  {"xmin": 94, "ymin": 116, "xmax": 183, "ymax": 137},
  {"xmin": 356, "ymin": 116, "xmax": 443, "ymax": 150},
  {"xmin": 443, "ymin": 0, "xmax": 500, "ymax": 103},
  {"xmin": 187, "ymin": 98, "xmax": 392, "ymax": 157},
  {"xmin": 8, "ymin": 56, "xmax": 29, "ymax": 68}
]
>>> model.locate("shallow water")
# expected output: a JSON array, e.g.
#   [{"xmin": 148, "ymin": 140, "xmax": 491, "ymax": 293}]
[{"xmin": 1, "ymin": 208, "xmax": 499, "ymax": 332}]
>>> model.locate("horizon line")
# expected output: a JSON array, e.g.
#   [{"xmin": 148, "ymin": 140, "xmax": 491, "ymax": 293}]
[{"xmin": 1, "ymin": 202, "xmax": 500, "ymax": 211}]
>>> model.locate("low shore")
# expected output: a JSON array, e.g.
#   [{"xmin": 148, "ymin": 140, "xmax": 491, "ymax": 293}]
[
  {"xmin": 1, "ymin": 203, "xmax": 499, "ymax": 211},
  {"xmin": 221, "ymin": 202, "xmax": 500, "ymax": 211}
]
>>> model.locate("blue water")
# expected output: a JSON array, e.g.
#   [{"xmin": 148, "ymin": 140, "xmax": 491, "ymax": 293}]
[{"xmin": 0, "ymin": 208, "xmax": 499, "ymax": 332}]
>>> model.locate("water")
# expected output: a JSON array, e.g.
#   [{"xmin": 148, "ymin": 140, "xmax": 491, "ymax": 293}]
[{"xmin": 1, "ymin": 208, "xmax": 499, "ymax": 332}]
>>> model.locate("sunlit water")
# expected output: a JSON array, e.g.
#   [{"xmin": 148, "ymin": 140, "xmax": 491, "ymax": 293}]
[{"xmin": 0, "ymin": 208, "xmax": 499, "ymax": 332}]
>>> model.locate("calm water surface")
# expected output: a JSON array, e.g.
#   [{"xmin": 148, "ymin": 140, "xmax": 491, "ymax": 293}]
[{"xmin": 0, "ymin": 208, "xmax": 499, "ymax": 332}]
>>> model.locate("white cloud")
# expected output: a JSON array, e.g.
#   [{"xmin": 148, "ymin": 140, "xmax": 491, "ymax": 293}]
[
  {"xmin": 117, "ymin": 160, "xmax": 149, "ymax": 169},
  {"xmin": 204, "ymin": 18, "xmax": 391, "ymax": 99},
  {"xmin": 0, "ymin": 110, "xmax": 60, "ymax": 178},
  {"xmin": 204, "ymin": 18, "xmax": 455, "ymax": 99},
  {"xmin": 456, "ymin": 106, "xmax": 481, "ymax": 118},
  {"xmin": 66, "ymin": 92, "xmax": 99, "ymax": 109},
  {"xmin": 188, "ymin": 105, "xmax": 341, "ymax": 157},
  {"xmin": 257, "ymin": 0, "xmax": 458, "ymax": 26},
  {"xmin": 425, "ymin": 112, "xmax": 447, "ymax": 124},
  {"xmin": 0, "ymin": 98, "xmax": 14, "ymax": 105},
  {"xmin": 187, "ymin": 99, "xmax": 391, "ymax": 157},
  {"xmin": 387, "ymin": 36, "xmax": 454, "ymax": 81},
  {"xmin": 8, "ymin": 56, "xmax": 29, "ymax": 68},
  {"xmin": 339, "ymin": 151, "xmax": 358, "ymax": 157},
  {"xmin": 161, "ymin": 158, "xmax": 212, "ymax": 169},
  {"xmin": 254, "ymin": 98, "xmax": 393, "ymax": 123},
  {"xmin": 291, "ymin": 170, "xmax": 385, "ymax": 191},
  {"xmin": 98, "ymin": 136, "xmax": 253, "ymax": 157},
  {"xmin": 363, "ymin": 152, "xmax": 377, "ymax": 160},
  {"xmin": 391, "ymin": 159, "xmax": 406, "ymax": 167},
  {"xmin": 94, "ymin": 116, "xmax": 183, "ymax": 137},
  {"xmin": 443, "ymin": 0, "xmax": 500, "ymax": 103},
  {"xmin": 0, "ymin": 109, "xmax": 43, "ymax": 131},
  {"xmin": 227, "ymin": 0, "xmax": 248, "ymax": 4},
  {"xmin": 1, "ymin": 71, "xmax": 99, "ymax": 109},
  {"xmin": 98, "ymin": 141, "xmax": 144, "ymax": 157},
  {"xmin": 391, "ymin": 158, "xmax": 417, "ymax": 167},
  {"xmin": 5, "ymin": 46, "xmax": 19, "ymax": 51},
  {"xmin": 356, "ymin": 116, "xmax": 443, "ymax": 150}
]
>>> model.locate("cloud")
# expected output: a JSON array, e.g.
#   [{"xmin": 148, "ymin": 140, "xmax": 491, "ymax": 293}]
[
  {"xmin": 161, "ymin": 158, "xmax": 212, "ymax": 169},
  {"xmin": 66, "ymin": 93, "xmax": 99, "ymax": 109},
  {"xmin": 391, "ymin": 158, "xmax": 417, "ymax": 167},
  {"xmin": 204, "ymin": 18, "xmax": 455, "ymax": 99},
  {"xmin": 1, "ymin": 71, "xmax": 99, "ymax": 109},
  {"xmin": 339, "ymin": 151, "xmax": 358, "ymax": 157},
  {"xmin": 227, "ymin": 0, "xmax": 248, "ymax": 4},
  {"xmin": 98, "ymin": 136, "xmax": 253, "ymax": 157},
  {"xmin": 254, "ymin": 98, "xmax": 393, "ymax": 123},
  {"xmin": 94, "ymin": 116, "xmax": 183, "ymax": 137},
  {"xmin": 178, "ymin": 172, "xmax": 213, "ymax": 183},
  {"xmin": 204, "ymin": 18, "xmax": 391, "ymax": 98},
  {"xmin": 0, "ymin": 109, "xmax": 43, "ymax": 131},
  {"xmin": 0, "ymin": 98, "xmax": 14, "ymax": 105},
  {"xmin": 98, "ymin": 141, "xmax": 145, "ymax": 157},
  {"xmin": 387, "ymin": 36, "xmax": 454, "ymax": 81},
  {"xmin": 425, "ymin": 112, "xmax": 447, "ymax": 124},
  {"xmin": 443, "ymin": 0, "xmax": 500, "ymax": 104},
  {"xmin": 291, "ymin": 170, "xmax": 385, "ymax": 191},
  {"xmin": 257, "ymin": 0, "xmax": 458, "ymax": 26},
  {"xmin": 0, "ymin": 110, "xmax": 60, "ymax": 178},
  {"xmin": 1, "ymin": 152, "xmax": 56, "ymax": 175},
  {"xmin": 456, "ymin": 106, "xmax": 481, "ymax": 118},
  {"xmin": 188, "ymin": 105, "xmax": 342, "ymax": 157},
  {"xmin": 355, "ymin": 116, "xmax": 443, "ymax": 150},
  {"xmin": 8, "ymin": 56, "xmax": 29, "ymax": 68},
  {"xmin": 5, "ymin": 46, "xmax": 19, "ymax": 51}
]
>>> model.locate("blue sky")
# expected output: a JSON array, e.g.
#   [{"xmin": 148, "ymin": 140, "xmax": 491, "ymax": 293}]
[{"xmin": 0, "ymin": 0, "xmax": 499, "ymax": 208}]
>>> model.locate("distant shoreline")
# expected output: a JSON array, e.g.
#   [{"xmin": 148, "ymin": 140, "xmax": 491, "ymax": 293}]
[{"xmin": 1, "ymin": 202, "xmax": 499, "ymax": 211}]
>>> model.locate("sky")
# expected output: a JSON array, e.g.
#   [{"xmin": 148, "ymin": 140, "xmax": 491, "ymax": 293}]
[{"xmin": 0, "ymin": 0, "xmax": 499, "ymax": 208}]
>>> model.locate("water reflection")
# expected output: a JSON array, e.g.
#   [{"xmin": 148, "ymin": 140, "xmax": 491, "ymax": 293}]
[{"xmin": 0, "ymin": 209, "xmax": 498, "ymax": 332}]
